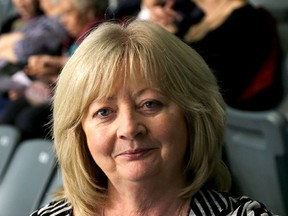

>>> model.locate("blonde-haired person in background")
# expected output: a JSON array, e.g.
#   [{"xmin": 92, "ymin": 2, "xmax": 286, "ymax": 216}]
[
  {"xmin": 138, "ymin": 0, "xmax": 284, "ymax": 111},
  {"xmin": 30, "ymin": 20, "xmax": 275, "ymax": 216}
]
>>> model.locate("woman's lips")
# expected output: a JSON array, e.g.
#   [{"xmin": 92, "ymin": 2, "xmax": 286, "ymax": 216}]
[{"xmin": 115, "ymin": 148, "xmax": 156, "ymax": 160}]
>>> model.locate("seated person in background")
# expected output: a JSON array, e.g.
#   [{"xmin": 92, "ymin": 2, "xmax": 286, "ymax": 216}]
[
  {"xmin": 31, "ymin": 20, "xmax": 276, "ymax": 216},
  {"xmin": 0, "ymin": 0, "xmax": 67, "ymax": 75},
  {"xmin": 0, "ymin": 0, "xmax": 109, "ymax": 140},
  {"xmin": 25, "ymin": 0, "xmax": 110, "ymax": 79},
  {"xmin": 0, "ymin": 0, "xmax": 42, "ymax": 34},
  {"xmin": 138, "ymin": 0, "xmax": 284, "ymax": 111},
  {"xmin": 0, "ymin": 0, "xmax": 67, "ymax": 119}
]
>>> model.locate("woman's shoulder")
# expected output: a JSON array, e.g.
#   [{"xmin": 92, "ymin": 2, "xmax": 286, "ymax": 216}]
[
  {"xmin": 29, "ymin": 199, "xmax": 72, "ymax": 216},
  {"xmin": 188, "ymin": 189, "xmax": 277, "ymax": 215}
]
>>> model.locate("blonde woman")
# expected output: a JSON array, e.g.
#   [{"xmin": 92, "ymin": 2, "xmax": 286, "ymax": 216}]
[{"xmin": 31, "ymin": 20, "xmax": 275, "ymax": 216}]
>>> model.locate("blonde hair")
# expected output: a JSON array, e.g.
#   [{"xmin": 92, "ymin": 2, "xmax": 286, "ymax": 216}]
[{"xmin": 53, "ymin": 20, "xmax": 231, "ymax": 215}]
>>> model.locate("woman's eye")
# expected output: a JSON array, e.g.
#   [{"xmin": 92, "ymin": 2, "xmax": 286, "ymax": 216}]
[
  {"xmin": 93, "ymin": 108, "xmax": 113, "ymax": 118},
  {"xmin": 144, "ymin": 101, "xmax": 157, "ymax": 108},
  {"xmin": 140, "ymin": 100, "xmax": 163, "ymax": 113}
]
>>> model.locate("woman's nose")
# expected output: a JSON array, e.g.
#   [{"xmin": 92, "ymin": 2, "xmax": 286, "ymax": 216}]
[{"xmin": 116, "ymin": 109, "xmax": 146, "ymax": 140}]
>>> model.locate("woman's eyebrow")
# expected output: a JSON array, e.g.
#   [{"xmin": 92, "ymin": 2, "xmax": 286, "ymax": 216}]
[
  {"xmin": 132, "ymin": 88, "xmax": 162, "ymax": 98},
  {"xmin": 91, "ymin": 96, "xmax": 116, "ymax": 105}
]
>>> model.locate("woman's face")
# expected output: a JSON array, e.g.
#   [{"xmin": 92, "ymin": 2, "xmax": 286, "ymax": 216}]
[
  {"xmin": 82, "ymin": 78, "xmax": 188, "ymax": 184},
  {"xmin": 59, "ymin": 0, "xmax": 91, "ymax": 37},
  {"xmin": 12, "ymin": 0, "xmax": 38, "ymax": 19},
  {"xmin": 39, "ymin": 0, "xmax": 58, "ymax": 15}
]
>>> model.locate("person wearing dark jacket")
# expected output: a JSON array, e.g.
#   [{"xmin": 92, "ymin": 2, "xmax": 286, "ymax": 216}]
[{"xmin": 139, "ymin": 0, "xmax": 284, "ymax": 111}]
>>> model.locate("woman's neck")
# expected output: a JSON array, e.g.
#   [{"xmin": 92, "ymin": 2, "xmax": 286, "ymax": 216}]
[{"xmin": 103, "ymin": 178, "xmax": 189, "ymax": 216}]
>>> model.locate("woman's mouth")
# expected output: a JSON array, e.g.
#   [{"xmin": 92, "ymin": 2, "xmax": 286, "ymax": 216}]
[{"xmin": 115, "ymin": 148, "xmax": 156, "ymax": 160}]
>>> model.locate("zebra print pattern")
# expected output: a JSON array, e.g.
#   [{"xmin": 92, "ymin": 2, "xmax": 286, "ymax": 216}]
[{"xmin": 30, "ymin": 189, "xmax": 275, "ymax": 216}]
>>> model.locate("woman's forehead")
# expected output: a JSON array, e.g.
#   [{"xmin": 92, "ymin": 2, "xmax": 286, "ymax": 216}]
[
  {"xmin": 97, "ymin": 75, "xmax": 160, "ymax": 99},
  {"xmin": 80, "ymin": 56, "xmax": 166, "ymax": 104}
]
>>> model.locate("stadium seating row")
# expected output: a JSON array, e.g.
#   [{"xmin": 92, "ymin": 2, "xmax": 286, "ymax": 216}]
[
  {"xmin": 224, "ymin": 107, "xmax": 288, "ymax": 215},
  {"xmin": 0, "ymin": 126, "xmax": 61, "ymax": 216}
]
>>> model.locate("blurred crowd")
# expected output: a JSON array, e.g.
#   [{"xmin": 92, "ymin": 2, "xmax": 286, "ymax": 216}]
[{"xmin": 0, "ymin": 0, "xmax": 286, "ymax": 141}]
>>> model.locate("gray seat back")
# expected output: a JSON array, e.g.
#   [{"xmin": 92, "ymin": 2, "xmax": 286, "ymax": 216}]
[
  {"xmin": 224, "ymin": 107, "xmax": 288, "ymax": 215},
  {"xmin": 36, "ymin": 167, "xmax": 63, "ymax": 209},
  {"xmin": 0, "ymin": 125, "xmax": 21, "ymax": 182},
  {"xmin": 0, "ymin": 139, "xmax": 56, "ymax": 216}
]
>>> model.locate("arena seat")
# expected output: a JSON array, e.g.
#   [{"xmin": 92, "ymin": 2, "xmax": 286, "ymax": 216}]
[
  {"xmin": 224, "ymin": 106, "xmax": 288, "ymax": 215},
  {"xmin": 0, "ymin": 125, "xmax": 21, "ymax": 182},
  {"xmin": 35, "ymin": 166, "xmax": 62, "ymax": 210},
  {"xmin": 0, "ymin": 139, "xmax": 56, "ymax": 216}
]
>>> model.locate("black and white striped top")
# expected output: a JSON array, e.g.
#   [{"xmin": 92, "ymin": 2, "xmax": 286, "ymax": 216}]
[{"xmin": 30, "ymin": 189, "xmax": 276, "ymax": 215}]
